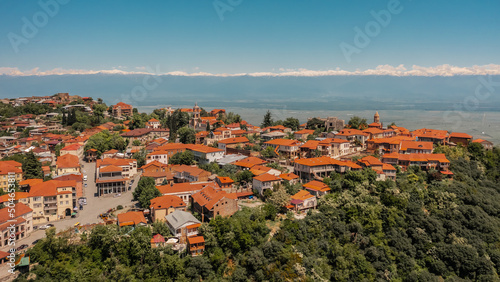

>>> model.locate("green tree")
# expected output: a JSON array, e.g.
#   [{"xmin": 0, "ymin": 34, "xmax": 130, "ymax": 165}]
[
  {"xmin": 177, "ymin": 126, "xmax": 196, "ymax": 144},
  {"xmin": 169, "ymin": 150, "xmax": 195, "ymax": 165},
  {"xmin": 152, "ymin": 220, "xmax": 171, "ymax": 237},
  {"xmin": 348, "ymin": 116, "xmax": 368, "ymax": 129},
  {"xmin": 283, "ymin": 117, "xmax": 300, "ymax": 130},
  {"xmin": 133, "ymin": 177, "xmax": 161, "ymax": 208},
  {"xmin": 132, "ymin": 149, "xmax": 147, "ymax": 168},
  {"xmin": 261, "ymin": 146, "xmax": 277, "ymax": 159},
  {"xmin": 22, "ymin": 151, "xmax": 43, "ymax": 179},
  {"xmin": 261, "ymin": 110, "xmax": 273, "ymax": 128}
]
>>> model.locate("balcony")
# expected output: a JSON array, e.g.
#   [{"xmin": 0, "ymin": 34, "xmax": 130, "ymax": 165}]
[{"xmin": 44, "ymin": 204, "xmax": 57, "ymax": 211}]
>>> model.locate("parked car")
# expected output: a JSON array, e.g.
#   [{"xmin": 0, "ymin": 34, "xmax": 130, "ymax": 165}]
[
  {"xmin": 32, "ymin": 239, "xmax": 40, "ymax": 245},
  {"xmin": 16, "ymin": 244, "xmax": 28, "ymax": 251},
  {"xmin": 83, "ymin": 175, "xmax": 87, "ymax": 181},
  {"xmin": 40, "ymin": 223, "xmax": 54, "ymax": 230},
  {"xmin": 84, "ymin": 183, "xmax": 87, "ymax": 188}
]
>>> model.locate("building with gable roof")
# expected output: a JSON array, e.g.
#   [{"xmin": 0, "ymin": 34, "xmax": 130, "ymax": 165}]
[
  {"xmin": 0, "ymin": 203, "xmax": 33, "ymax": 247},
  {"xmin": 150, "ymin": 195, "xmax": 186, "ymax": 222},
  {"xmin": 165, "ymin": 210, "xmax": 201, "ymax": 238},
  {"xmin": 117, "ymin": 211, "xmax": 147, "ymax": 227},
  {"xmin": 252, "ymin": 173, "xmax": 281, "ymax": 196},
  {"xmin": 289, "ymin": 190, "xmax": 317, "ymax": 212},
  {"xmin": 191, "ymin": 186, "xmax": 238, "ymax": 220},
  {"xmin": 0, "ymin": 160, "xmax": 23, "ymax": 192},
  {"xmin": 56, "ymin": 154, "xmax": 81, "ymax": 176}
]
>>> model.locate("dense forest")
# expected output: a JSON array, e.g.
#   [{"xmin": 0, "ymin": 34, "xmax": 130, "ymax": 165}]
[{"xmin": 16, "ymin": 143, "xmax": 500, "ymax": 281}]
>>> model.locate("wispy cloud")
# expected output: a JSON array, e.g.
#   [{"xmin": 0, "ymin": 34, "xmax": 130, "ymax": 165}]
[{"xmin": 1, "ymin": 64, "xmax": 500, "ymax": 77}]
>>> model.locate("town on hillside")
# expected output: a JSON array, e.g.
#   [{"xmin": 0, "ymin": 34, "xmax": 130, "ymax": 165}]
[{"xmin": 0, "ymin": 94, "xmax": 495, "ymax": 271}]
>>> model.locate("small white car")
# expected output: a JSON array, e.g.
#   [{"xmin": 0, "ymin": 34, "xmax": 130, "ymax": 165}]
[{"xmin": 83, "ymin": 175, "xmax": 87, "ymax": 181}]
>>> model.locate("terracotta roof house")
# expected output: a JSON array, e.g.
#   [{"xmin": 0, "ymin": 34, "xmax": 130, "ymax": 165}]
[
  {"xmin": 294, "ymin": 129, "xmax": 315, "ymax": 140},
  {"xmin": 0, "ymin": 203, "xmax": 33, "ymax": 246},
  {"xmin": 449, "ymin": 132, "xmax": 472, "ymax": 146},
  {"xmin": 411, "ymin": 128, "xmax": 449, "ymax": 144},
  {"xmin": 172, "ymin": 165, "xmax": 211, "ymax": 183},
  {"xmin": 56, "ymin": 154, "xmax": 80, "ymax": 176},
  {"xmin": 215, "ymin": 176, "xmax": 234, "ymax": 189},
  {"xmin": 279, "ymin": 173, "xmax": 299, "ymax": 184},
  {"xmin": 381, "ymin": 153, "xmax": 450, "ymax": 172},
  {"xmin": 112, "ymin": 102, "xmax": 133, "ymax": 118},
  {"xmin": 472, "ymin": 139, "xmax": 493, "ymax": 150},
  {"xmin": 218, "ymin": 137, "xmax": 249, "ymax": 153},
  {"xmin": 253, "ymin": 173, "xmax": 281, "ymax": 195},
  {"xmin": 232, "ymin": 156, "xmax": 267, "ymax": 170},
  {"xmin": 303, "ymin": 180, "xmax": 330, "ymax": 197},
  {"xmin": 156, "ymin": 182, "xmax": 215, "ymax": 205},
  {"xmin": 263, "ymin": 139, "xmax": 302, "ymax": 159},
  {"xmin": 150, "ymin": 195, "xmax": 187, "ymax": 222},
  {"xmin": 188, "ymin": 235, "xmax": 205, "ymax": 256},
  {"xmin": 151, "ymin": 234, "xmax": 166, "ymax": 248},
  {"xmin": 191, "ymin": 186, "xmax": 238, "ymax": 220},
  {"xmin": 117, "ymin": 211, "xmax": 147, "ymax": 227},
  {"xmin": 0, "ymin": 160, "xmax": 23, "ymax": 192},
  {"xmin": 289, "ymin": 190, "xmax": 317, "ymax": 212},
  {"xmin": 293, "ymin": 156, "xmax": 356, "ymax": 182}
]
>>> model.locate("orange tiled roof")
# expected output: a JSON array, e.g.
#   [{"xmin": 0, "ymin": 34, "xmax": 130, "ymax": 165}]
[
  {"xmin": 300, "ymin": 140, "xmax": 320, "ymax": 150},
  {"xmin": 0, "ymin": 203, "xmax": 32, "ymax": 222},
  {"xmin": 117, "ymin": 211, "xmax": 147, "ymax": 227},
  {"xmin": 291, "ymin": 190, "xmax": 315, "ymax": 201},
  {"xmin": 279, "ymin": 173, "xmax": 299, "ymax": 181},
  {"xmin": 303, "ymin": 180, "xmax": 330, "ymax": 192},
  {"xmin": 0, "ymin": 161, "xmax": 22, "ymax": 175},
  {"xmin": 156, "ymin": 182, "xmax": 214, "ymax": 195},
  {"xmin": 188, "ymin": 235, "xmax": 205, "ymax": 244},
  {"xmin": 56, "ymin": 154, "xmax": 80, "ymax": 169},
  {"xmin": 99, "ymin": 165, "xmax": 123, "ymax": 173},
  {"xmin": 0, "ymin": 192, "xmax": 29, "ymax": 203},
  {"xmin": 400, "ymin": 141, "xmax": 433, "ymax": 151},
  {"xmin": 218, "ymin": 137, "xmax": 249, "ymax": 144},
  {"xmin": 97, "ymin": 158, "xmax": 136, "ymax": 168},
  {"xmin": 191, "ymin": 186, "xmax": 230, "ymax": 210},
  {"xmin": 186, "ymin": 144, "xmax": 224, "ymax": 154},
  {"xmin": 172, "ymin": 165, "xmax": 210, "ymax": 177},
  {"xmin": 28, "ymin": 180, "xmax": 77, "ymax": 197},
  {"xmin": 294, "ymin": 156, "xmax": 344, "ymax": 167},
  {"xmin": 150, "ymin": 195, "xmax": 186, "ymax": 209},
  {"xmin": 253, "ymin": 173, "xmax": 280, "ymax": 182},
  {"xmin": 294, "ymin": 129, "xmax": 315, "ymax": 135},
  {"xmin": 449, "ymin": 132, "xmax": 472, "ymax": 139},
  {"xmin": 103, "ymin": 149, "xmax": 118, "ymax": 155},
  {"xmin": 336, "ymin": 129, "xmax": 369, "ymax": 137},
  {"xmin": 19, "ymin": 179, "xmax": 43, "ymax": 186},
  {"xmin": 382, "ymin": 163, "xmax": 396, "ymax": 171},
  {"xmin": 264, "ymin": 139, "xmax": 301, "ymax": 146},
  {"xmin": 232, "ymin": 156, "xmax": 267, "ymax": 168},
  {"xmin": 359, "ymin": 156, "xmax": 383, "ymax": 166},
  {"xmin": 217, "ymin": 176, "xmax": 234, "ymax": 184},
  {"xmin": 113, "ymin": 102, "xmax": 132, "ymax": 110},
  {"xmin": 61, "ymin": 144, "xmax": 82, "ymax": 151}
]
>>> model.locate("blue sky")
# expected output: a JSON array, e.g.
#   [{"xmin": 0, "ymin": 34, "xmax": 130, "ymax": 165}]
[{"xmin": 1, "ymin": 0, "xmax": 499, "ymax": 76}]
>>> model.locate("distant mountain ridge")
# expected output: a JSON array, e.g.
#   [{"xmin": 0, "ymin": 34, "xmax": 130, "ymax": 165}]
[{"xmin": 1, "ymin": 74, "xmax": 499, "ymax": 112}]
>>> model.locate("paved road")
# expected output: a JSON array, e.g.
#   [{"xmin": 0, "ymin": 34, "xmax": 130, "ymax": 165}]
[{"xmin": 0, "ymin": 161, "xmax": 141, "ymax": 253}]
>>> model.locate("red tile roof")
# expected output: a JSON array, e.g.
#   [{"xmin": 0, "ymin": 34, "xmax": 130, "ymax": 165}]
[
  {"xmin": 56, "ymin": 154, "xmax": 80, "ymax": 169},
  {"xmin": 449, "ymin": 132, "xmax": 472, "ymax": 139},
  {"xmin": 279, "ymin": 173, "xmax": 299, "ymax": 181},
  {"xmin": 291, "ymin": 190, "xmax": 315, "ymax": 201},
  {"xmin": 117, "ymin": 211, "xmax": 147, "ymax": 227},
  {"xmin": 253, "ymin": 173, "xmax": 281, "ymax": 182},
  {"xmin": 191, "ymin": 186, "xmax": 231, "ymax": 210},
  {"xmin": 218, "ymin": 137, "xmax": 249, "ymax": 144},
  {"xmin": 150, "ymin": 195, "xmax": 186, "ymax": 209},
  {"xmin": 0, "ymin": 203, "xmax": 32, "ymax": 222},
  {"xmin": 264, "ymin": 139, "xmax": 301, "ymax": 146},
  {"xmin": 303, "ymin": 180, "xmax": 330, "ymax": 192}
]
